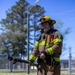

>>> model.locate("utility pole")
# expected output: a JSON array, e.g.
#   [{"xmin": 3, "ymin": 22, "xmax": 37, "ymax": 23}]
[
  {"xmin": 26, "ymin": 0, "xmax": 40, "ymax": 74},
  {"xmin": 68, "ymin": 47, "xmax": 72, "ymax": 75},
  {"xmin": 26, "ymin": 11, "xmax": 30, "ymax": 74}
]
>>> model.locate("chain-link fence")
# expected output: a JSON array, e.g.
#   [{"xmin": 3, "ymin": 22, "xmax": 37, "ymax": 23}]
[{"xmin": 0, "ymin": 57, "xmax": 75, "ymax": 75}]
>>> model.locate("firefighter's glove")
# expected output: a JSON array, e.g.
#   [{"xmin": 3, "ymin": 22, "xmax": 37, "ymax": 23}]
[{"xmin": 40, "ymin": 51, "xmax": 47, "ymax": 59}]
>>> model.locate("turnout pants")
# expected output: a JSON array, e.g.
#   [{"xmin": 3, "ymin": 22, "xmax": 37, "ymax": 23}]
[{"xmin": 37, "ymin": 62, "xmax": 60, "ymax": 75}]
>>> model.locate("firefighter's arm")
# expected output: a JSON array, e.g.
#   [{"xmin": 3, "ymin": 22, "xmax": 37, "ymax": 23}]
[
  {"xmin": 46, "ymin": 31, "xmax": 63, "ymax": 55},
  {"xmin": 39, "ymin": 32, "xmax": 63, "ymax": 60},
  {"xmin": 29, "ymin": 41, "xmax": 39, "ymax": 62},
  {"xmin": 46, "ymin": 41, "xmax": 62, "ymax": 55}
]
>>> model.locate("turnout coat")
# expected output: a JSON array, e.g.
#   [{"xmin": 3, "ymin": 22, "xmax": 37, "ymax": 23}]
[{"xmin": 30, "ymin": 29, "xmax": 63, "ymax": 75}]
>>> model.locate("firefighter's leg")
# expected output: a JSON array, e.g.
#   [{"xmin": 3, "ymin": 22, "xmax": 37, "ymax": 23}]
[
  {"xmin": 53, "ymin": 63, "xmax": 60, "ymax": 75},
  {"xmin": 47, "ymin": 65, "xmax": 54, "ymax": 75}
]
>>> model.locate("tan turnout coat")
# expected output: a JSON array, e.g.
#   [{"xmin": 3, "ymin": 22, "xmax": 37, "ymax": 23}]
[{"xmin": 30, "ymin": 29, "xmax": 63, "ymax": 75}]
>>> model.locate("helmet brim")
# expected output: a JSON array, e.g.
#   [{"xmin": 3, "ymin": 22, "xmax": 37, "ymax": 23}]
[
  {"xmin": 40, "ymin": 20, "xmax": 56, "ymax": 25},
  {"xmin": 51, "ymin": 20, "xmax": 56, "ymax": 24}
]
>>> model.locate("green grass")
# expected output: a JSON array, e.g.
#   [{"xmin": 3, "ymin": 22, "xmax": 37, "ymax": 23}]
[
  {"xmin": 0, "ymin": 69, "xmax": 75, "ymax": 75},
  {"xmin": 0, "ymin": 69, "xmax": 37, "ymax": 75},
  {"xmin": 0, "ymin": 72, "xmax": 36, "ymax": 75}
]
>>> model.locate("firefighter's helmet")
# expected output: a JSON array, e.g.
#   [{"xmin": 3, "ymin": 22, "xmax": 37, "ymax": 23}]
[{"xmin": 40, "ymin": 16, "xmax": 56, "ymax": 25}]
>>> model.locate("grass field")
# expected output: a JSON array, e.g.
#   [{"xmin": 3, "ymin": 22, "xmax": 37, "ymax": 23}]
[
  {"xmin": 0, "ymin": 69, "xmax": 36, "ymax": 75},
  {"xmin": 0, "ymin": 69, "xmax": 75, "ymax": 75}
]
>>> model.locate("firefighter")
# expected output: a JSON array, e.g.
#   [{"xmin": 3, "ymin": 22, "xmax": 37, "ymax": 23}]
[{"xmin": 29, "ymin": 16, "xmax": 63, "ymax": 75}]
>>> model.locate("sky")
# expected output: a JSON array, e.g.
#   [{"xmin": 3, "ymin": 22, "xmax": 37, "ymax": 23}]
[{"xmin": 0, "ymin": 0, "xmax": 75, "ymax": 60}]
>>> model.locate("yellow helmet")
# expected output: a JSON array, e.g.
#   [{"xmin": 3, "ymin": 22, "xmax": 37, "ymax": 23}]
[{"xmin": 40, "ymin": 16, "xmax": 56, "ymax": 25}]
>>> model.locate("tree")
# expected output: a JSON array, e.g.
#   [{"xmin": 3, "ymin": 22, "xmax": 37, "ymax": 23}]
[
  {"xmin": 0, "ymin": 0, "xmax": 29, "ymax": 57},
  {"xmin": 28, "ymin": 5, "xmax": 45, "ymax": 53},
  {"xmin": 0, "ymin": 0, "xmax": 46, "ymax": 72},
  {"xmin": 0, "ymin": 0, "xmax": 45, "ymax": 57}
]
